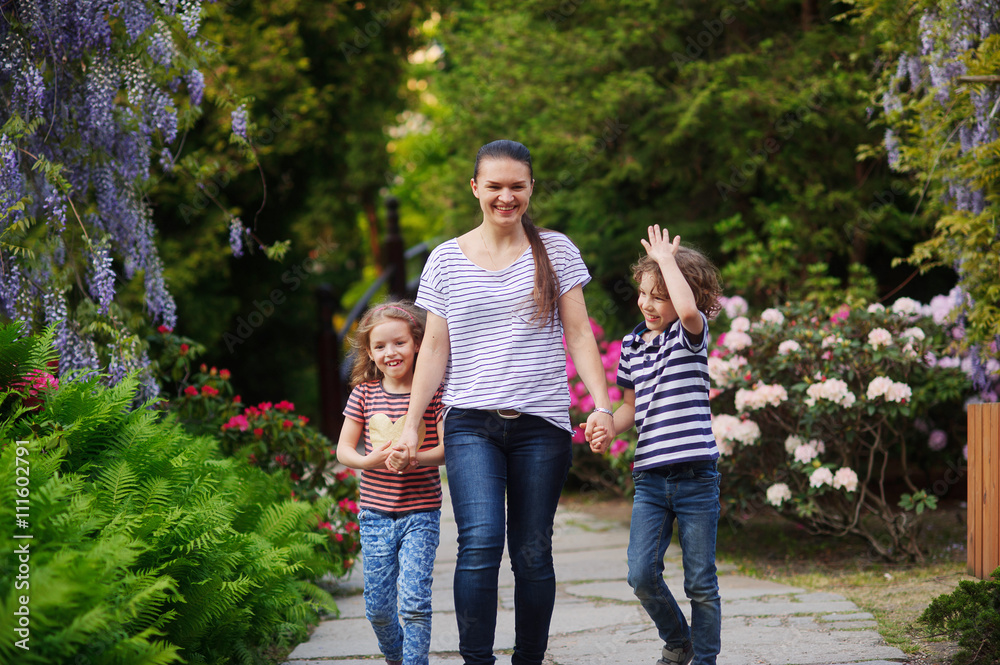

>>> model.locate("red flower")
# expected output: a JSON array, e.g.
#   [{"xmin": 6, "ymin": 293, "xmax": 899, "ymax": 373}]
[
  {"xmin": 345, "ymin": 521, "xmax": 359, "ymax": 533},
  {"xmin": 209, "ymin": 366, "xmax": 217, "ymax": 376},
  {"xmin": 179, "ymin": 343, "xmax": 189, "ymax": 355},
  {"xmin": 258, "ymin": 401, "xmax": 273, "ymax": 412},
  {"xmin": 201, "ymin": 385, "xmax": 219, "ymax": 397},
  {"xmin": 245, "ymin": 406, "xmax": 261, "ymax": 417},
  {"xmin": 233, "ymin": 394, "xmax": 241, "ymax": 403},
  {"xmin": 317, "ymin": 521, "xmax": 333, "ymax": 532},
  {"xmin": 290, "ymin": 472, "xmax": 300, "ymax": 481},
  {"xmin": 183, "ymin": 385, "xmax": 198, "ymax": 397},
  {"xmin": 299, "ymin": 415, "xmax": 310, "ymax": 425},
  {"xmin": 253, "ymin": 428, "xmax": 264, "ymax": 438},
  {"xmin": 334, "ymin": 533, "xmax": 344, "ymax": 542},
  {"xmin": 157, "ymin": 325, "xmax": 172, "ymax": 334},
  {"xmin": 275, "ymin": 400, "xmax": 295, "ymax": 412},
  {"xmin": 220, "ymin": 369, "xmax": 231, "ymax": 380},
  {"xmin": 335, "ymin": 469, "xmax": 356, "ymax": 481},
  {"xmin": 221, "ymin": 415, "xmax": 250, "ymax": 431},
  {"xmin": 200, "ymin": 363, "xmax": 208, "ymax": 372},
  {"xmin": 282, "ymin": 419, "xmax": 294, "ymax": 430},
  {"xmin": 339, "ymin": 498, "xmax": 359, "ymax": 513}
]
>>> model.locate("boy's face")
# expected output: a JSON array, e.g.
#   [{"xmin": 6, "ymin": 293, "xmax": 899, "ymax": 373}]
[{"xmin": 637, "ymin": 273, "xmax": 677, "ymax": 336}]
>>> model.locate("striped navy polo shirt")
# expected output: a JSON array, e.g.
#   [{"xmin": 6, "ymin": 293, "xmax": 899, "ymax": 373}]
[{"xmin": 616, "ymin": 314, "xmax": 719, "ymax": 470}]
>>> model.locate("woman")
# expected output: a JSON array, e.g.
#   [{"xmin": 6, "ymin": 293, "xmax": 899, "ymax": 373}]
[{"xmin": 394, "ymin": 139, "xmax": 614, "ymax": 665}]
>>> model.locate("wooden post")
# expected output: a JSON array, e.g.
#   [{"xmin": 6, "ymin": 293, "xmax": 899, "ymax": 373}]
[
  {"xmin": 968, "ymin": 402, "xmax": 1000, "ymax": 579},
  {"xmin": 316, "ymin": 284, "xmax": 343, "ymax": 441},
  {"xmin": 383, "ymin": 196, "xmax": 406, "ymax": 299}
]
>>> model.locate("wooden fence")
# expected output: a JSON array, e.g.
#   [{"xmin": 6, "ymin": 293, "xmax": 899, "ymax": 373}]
[{"xmin": 968, "ymin": 402, "xmax": 1000, "ymax": 579}]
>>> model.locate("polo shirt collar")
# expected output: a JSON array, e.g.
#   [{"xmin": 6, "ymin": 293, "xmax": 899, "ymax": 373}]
[{"xmin": 624, "ymin": 321, "xmax": 670, "ymax": 348}]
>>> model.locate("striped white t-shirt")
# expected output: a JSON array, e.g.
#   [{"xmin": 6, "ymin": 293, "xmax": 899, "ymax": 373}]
[
  {"xmin": 616, "ymin": 314, "xmax": 720, "ymax": 470},
  {"xmin": 415, "ymin": 231, "xmax": 591, "ymax": 432}
]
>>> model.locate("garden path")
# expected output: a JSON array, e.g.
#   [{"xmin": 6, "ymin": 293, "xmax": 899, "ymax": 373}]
[{"xmin": 285, "ymin": 480, "xmax": 910, "ymax": 665}]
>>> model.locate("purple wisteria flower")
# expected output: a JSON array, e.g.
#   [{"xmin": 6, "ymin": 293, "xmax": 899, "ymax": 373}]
[
  {"xmin": 229, "ymin": 217, "xmax": 247, "ymax": 257},
  {"xmin": 231, "ymin": 105, "xmax": 248, "ymax": 140},
  {"xmin": 88, "ymin": 240, "xmax": 116, "ymax": 314}
]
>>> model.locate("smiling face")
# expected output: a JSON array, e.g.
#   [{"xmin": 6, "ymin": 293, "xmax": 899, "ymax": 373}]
[
  {"xmin": 470, "ymin": 158, "xmax": 534, "ymax": 229},
  {"xmin": 637, "ymin": 272, "xmax": 677, "ymax": 336},
  {"xmin": 367, "ymin": 319, "xmax": 419, "ymax": 387}
]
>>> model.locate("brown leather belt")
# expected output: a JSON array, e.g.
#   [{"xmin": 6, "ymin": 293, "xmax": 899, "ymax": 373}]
[{"xmin": 495, "ymin": 409, "xmax": 521, "ymax": 419}]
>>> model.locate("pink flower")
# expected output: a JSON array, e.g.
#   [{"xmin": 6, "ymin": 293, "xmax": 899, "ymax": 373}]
[
  {"xmin": 610, "ymin": 439, "xmax": 629, "ymax": 457},
  {"xmin": 589, "ymin": 318, "xmax": 604, "ymax": 338},
  {"xmin": 275, "ymin": 400, "xmax": 295, "ymax": 412},
  {"xmin": 579, "ymin": 394, "xmax": 595, "ymax": 413},
  {"xmin": 339, "ymin": 498, "xmax": 359, "ymax": 513},
  {"xmin": 566, "ymin": 357, "xmax": 578, "ymax": 379},
  {"xmin": 201, "ymin": 385, "xmax": 219, "ymax": 397},
  {"xmin": 317, "ymin": 521, "xmax": 333, "ymax": 532},
  {"xmin": 572, "ymin": 427, "xmax": 586, "ymax": 444},
  {"xmin": 222, "ymin": 415, "xmax": 250, "ymax": 432},
  {"xmin": 282, "ymin": 419, "xmax": 294, "ymax": 429},
  {"xmin": 184, "ymin": 386, "xmax": 198, "ymax": 397},
  {"xmin": 274, "ymin": 453, "xmax": 290, "ymax": 467},
  {"xmin": 928, "ymin": 429, "xmax": 947, "ymax": 451},
  {"xmin": 569, "ymin": 391, "xmax": 579, "ymax": 408},
  {"xmin": 608, "ymin": 386, "xmax": 622, "ymax": 402},
  {"xmin": 830, "ymin": 306, "xmax": 850, "ymax": 324},
  {"xmin": 157, "ymin": 325, "xmax": 172, "ymax": 334},
  {"xmin": 258, "ymin": 402, "xmax": 273, "ymax": 412}
]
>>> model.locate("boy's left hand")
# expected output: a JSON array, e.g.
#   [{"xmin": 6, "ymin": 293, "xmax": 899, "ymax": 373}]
[{"xmin": 641, "ymin": 224, "xmax": 681, "ymax": 264}]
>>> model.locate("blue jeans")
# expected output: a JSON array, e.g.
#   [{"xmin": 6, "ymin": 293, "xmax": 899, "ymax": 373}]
[
  {"xmin": 443, "ymin": 409, "xmax": 572, "ymax": 665},
  {"xmin": 360, "ymin": 508, "xmax": 441, "ymax": 665},
  {"xmin": 627, "ymin": 462, "xmax": 721, "ymax": 665}
]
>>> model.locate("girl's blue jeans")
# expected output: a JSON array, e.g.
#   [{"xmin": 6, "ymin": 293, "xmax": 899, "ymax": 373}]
[
  {"xmin": 443, "ymin": 408, "xmax": 572, "ymax": 665},
  {"xmin": 359, "ymin": 508, "xmax": 441, "ymax": 665},
  {"xmin": 627, "ymin": 461, "xmax": 722, "ymax": 665}
]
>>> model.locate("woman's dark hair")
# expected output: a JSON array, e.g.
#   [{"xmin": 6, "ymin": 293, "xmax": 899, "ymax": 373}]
[{"xmin": 473, "ymin": 140, "xmax": 559, "ymax": 326}]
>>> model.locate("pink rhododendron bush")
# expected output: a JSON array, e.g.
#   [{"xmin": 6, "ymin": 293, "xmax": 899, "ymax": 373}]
[{"xmin": 712, "ymin": 294, "xmax": 995, "ymax": 561}]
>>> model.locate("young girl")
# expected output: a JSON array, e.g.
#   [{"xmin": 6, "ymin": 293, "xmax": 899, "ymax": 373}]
[{"xmin": 336, "ymin": 300, "xmax": 445, "ymax": 665}]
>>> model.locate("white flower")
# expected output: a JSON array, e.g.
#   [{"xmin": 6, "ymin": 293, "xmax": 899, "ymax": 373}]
[
  {"xmin": 805, "ymin": 378, "xmax": 857, "ymax": 408},
  {"xmin": 722, "ymin": 295, "xmax": 749, "ymax": 319},
  {"xmin": 735, "ymin": 384, "xmax": 788, "ymax": 412},
  {"xmin": 832, "ymin": 467, "xmax": 859, "ymax": 492},
  {"xmin": 822, "ymin": 335, "xmax": 845, "ymax": 349},
  {"xmin": 766, "ymin": 483, "xmax": 792, "ymax": 507},
  {"xmin": 900, "ymin": 327, "xmax": 926, "ymax": 342},
  {"xmin": 723, "ymin": 330, "xmax": 752, "ymax": 352},
  {"xmin": 733, "ymin": 419, "xmax": 761, "ymax": 445},
  {"xmin": 784, "ymin": 435, "xmax": 803, "ymax": 454},
  {"xmin": 867, "ymin": 303, "xmax": 885, "ymax": 313},
  {"xmin": 867, "ymin": 377, "xmax": 912, "ymax": 403},
  {"xmin": 778, "ymin": 340, "xmax": 801, "ymax": 355},
  {"xmin": 809, "ymin": 439, "xmax": 826, "ymax": 454},
  {"xmin": 761, "ymin": 308, "xmax": 785, "ymax": 325},
  {"xmin": 891, "ymin": 297, "xmax": 922, "ymax": 316},
  {"xmin": 708, "ymin": 355, "xmax": 748, "ymax": 388},
  {"xmin": 809, "ymin": 467, "xmax": 834, "ymax": 488},
  {"xmin": 885, "ymin": 381, "xmax": 912, "ymax": 403},
  {"xmin": 730, "ymin": 316, "xmax": 751, "ymax": 333},
  {"xmin": 793, "ymin": 443, "xmax": 819, "ymax": 464},
  {"xmin": 868, "ymin": 328, "xmax": 893, "ymax": 350},
  {"xmin": 927, "ymin": 291, "xmax": 957, "ymax": 324}
]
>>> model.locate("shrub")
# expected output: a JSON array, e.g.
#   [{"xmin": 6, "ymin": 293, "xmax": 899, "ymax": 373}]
[
  {"xmin": 920, "ymin": 568, "xmax": 1000, "ymax": 665},
  {"xmin": 0, "ymin": 322, "xmax": 346, "ymax": 664},
  {"xmin": 709, "ymin": 297, "xmax": 977, "ymax": 561}
]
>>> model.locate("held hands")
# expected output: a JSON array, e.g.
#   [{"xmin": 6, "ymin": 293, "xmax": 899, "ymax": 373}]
[
  {"xmin": 640, "ymin": 224, "xmax": 681, "ymax": 265},
  {"xmin": 386, "ymin": 442, "xmax": 409, "ymax": 474},
  {"xmin": 582, "ymin": 410, "xmax": 615, "ymax": 454}
]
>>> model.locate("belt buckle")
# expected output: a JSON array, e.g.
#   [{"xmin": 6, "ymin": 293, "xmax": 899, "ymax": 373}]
[{"xmin": 496, "ymin": 409, "xmax": 521, "ymax": 419}]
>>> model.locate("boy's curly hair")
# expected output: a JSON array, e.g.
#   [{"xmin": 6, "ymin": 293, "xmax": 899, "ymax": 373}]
[{"xmin": 631, "ymin": 247, "xmax": 723, "ymax": 319}]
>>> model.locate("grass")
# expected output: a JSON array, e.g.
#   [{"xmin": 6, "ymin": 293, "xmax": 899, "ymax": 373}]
[{"xmin": 561, "ymin": 491, "xmax": 978, "ymax": 665}]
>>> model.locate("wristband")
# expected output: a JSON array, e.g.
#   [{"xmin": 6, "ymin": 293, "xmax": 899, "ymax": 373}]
[{"xmin": 592, "ymin": 407, "xmax": 613, "ymax": 416}]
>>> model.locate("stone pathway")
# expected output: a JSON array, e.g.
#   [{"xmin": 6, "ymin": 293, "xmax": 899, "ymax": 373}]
[{"xmin": 285, "ymin": 482, "xmax": 909, "ymax": 665}]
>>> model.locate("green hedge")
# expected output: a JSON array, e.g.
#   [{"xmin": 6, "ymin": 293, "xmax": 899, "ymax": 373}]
[{"xmin": 0, "ymin": 323, "xmax": 339, "ymax": 664}]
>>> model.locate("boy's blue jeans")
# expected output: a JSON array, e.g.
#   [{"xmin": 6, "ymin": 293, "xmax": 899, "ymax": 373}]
[
  {"xmin": 359, "ymin": 508, "xmax": 441, "ymax": 665},
  {"xmin": 627, "ymin": 461, "xmax": 722, "ymax": 665},
  {"xmin": 443, "ymin": 408, "xmax": 572, "ymax": 665}
]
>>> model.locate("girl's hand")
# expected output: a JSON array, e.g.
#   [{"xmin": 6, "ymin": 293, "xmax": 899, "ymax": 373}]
[
  {"xmin": 640, "ymin": 224, "xmax": 681, "ymax": 265},
  {"xmin": 386, "ymin": 443, "xmax": 410, "ymax": 474}
]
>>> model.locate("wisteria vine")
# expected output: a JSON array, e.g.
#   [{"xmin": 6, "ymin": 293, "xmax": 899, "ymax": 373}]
[
  {"xmin": 0, "ymin": 0, "xmax": 211, "ymax": 398},
  {"xmin": 879, "ymin": 0, "xmax": 1000, "ymax": 390}
]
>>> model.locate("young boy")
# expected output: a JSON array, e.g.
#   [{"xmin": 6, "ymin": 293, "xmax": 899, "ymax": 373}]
[{"xmin": 591, "ymin": 225, "xmax": 724, "ymax": 665}]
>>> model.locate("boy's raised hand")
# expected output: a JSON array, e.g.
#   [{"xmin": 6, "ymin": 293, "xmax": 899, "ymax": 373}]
[{"xmin": 640, "ymin": 224, "xmax": 681, "ymax": 264}]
